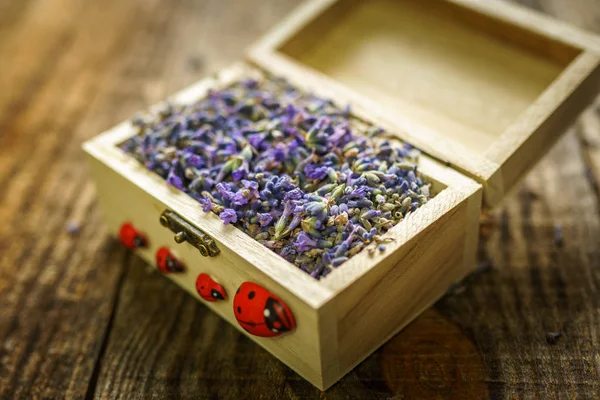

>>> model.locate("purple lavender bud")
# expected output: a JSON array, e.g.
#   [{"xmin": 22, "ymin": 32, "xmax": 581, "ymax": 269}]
[
  {"xmin": 248, "ymin": 133, "xmax": 265, "ymax": 148},
  {"xmin": 187, "ymin": 154, "xmax": 204, "ymax": 168},
  {"xmin": 251, "ymin": 200, "xmax": 262, "ymax": 211},
  {"xmin": 294, "ymin": 232, "xmax": 318, "ymax": 252},
  {"xmin": 199, "ymin": 196, "xmax": 212, "ymax": 212},
  {"xmin": 282, "ymin": 200, "xmax": 296, "ymax": 218},
  {"xmin": 348, "ymin": 199, "xmax": 373, "ymax": 208},
  {"xmin": 167, "ymin": 170, "xmax": 184, "ymax": 190},
  {"xmin": 384, "ymin": 178, "xmax": 398, "ymax": 188},
  {"xmin": 258, "ymin": 213, "xmax": 273, "ymax": 227},
  {"xmin": 241, "ymin": 179, "xmax": 259, "ymax": 191},
  {"xmin": 232, "ymin": 167, "xmax": 247, "ymax": 181},
  {"xmin": 334, "ymin": 242, "xmax": 349, "ymax": 258},
  {"xmin": 304, "ymin": 164, "xmax": 329, "ymax": 181},
  {"xmin": 260, "ymin": 188, "xmax": 273, "ymax": 198},
  {"xmin": 362, "ymin": 210, "xmax": 381, "ymax": 220},
  {"xmin": 287, "ymin": 213, "xmax": 303, "ymax": 232},
  {"xmin": 332, "ymin": 257, "xmax": 348, "ymax": 267},
  {"xmin": 354, "ymin": 177, "xmax": 367, "ymax": 186},
  {"xmin": 280, "ymin": 245, "xmax": 295, "ymax": 258},
  {"xmin": 348, "ymin": 186, "xmax": 369, "ymax": 199},
  {"xmin": 220, "ymin": 209, "xmax": 237, "ymax": 225},
  {"xmin": 231, "ymin": 191, "xmax": 249, "ymax": 206},
  {"xmin": 215, "ymin": 182, "xmax": 233, "ymax": 200},
  {"xmin": 310, "ymin": 263, "xmax": 326, "ymax": 278},
  {"xmin": 285, "ymin": 188, "xmax": 303, "ymax": 201}
]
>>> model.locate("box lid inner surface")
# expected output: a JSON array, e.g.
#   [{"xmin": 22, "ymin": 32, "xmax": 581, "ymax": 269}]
[
  {"xmin": 279, "ymin": 0, "xmax": 575, "ymax": 153},
  {"xmin": 248, "ymin": 0, "xmax": 598, "ymax": 207},
  {"xmin": 281, "ymin": 0, "xmax": 566, "ymax": 152}
]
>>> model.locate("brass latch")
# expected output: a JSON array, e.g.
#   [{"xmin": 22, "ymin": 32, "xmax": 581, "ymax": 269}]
[{"xmin": 159, "ymin": 210, "xmax": 220, "ymax": 257}]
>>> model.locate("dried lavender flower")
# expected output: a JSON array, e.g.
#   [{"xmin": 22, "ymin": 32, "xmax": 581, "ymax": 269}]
[
  {"xmin": 121, "ymin": 71, "xmax": 434, "ymax": 278},
  {"xmin": 220, "ymin": 209, "xmax": 237, "ymax": 225}
]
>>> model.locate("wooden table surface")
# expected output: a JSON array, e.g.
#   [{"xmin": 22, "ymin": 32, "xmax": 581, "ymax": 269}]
[{"xmin": 2, "ymin": 0, "xmax": 600, "ymax": 399}]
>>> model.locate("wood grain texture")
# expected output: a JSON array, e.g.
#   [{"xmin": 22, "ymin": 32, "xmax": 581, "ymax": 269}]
[{"xmin": 1, "ymin": 0, "xmax": 600, "ymax": 399}]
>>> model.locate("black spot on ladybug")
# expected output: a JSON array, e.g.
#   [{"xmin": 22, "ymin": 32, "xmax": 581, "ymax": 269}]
[
  {"xmin": 248, "ymin": 291, "xmax": 255, "ymax": 300},
  {"xmin": 263, "ymin": 297, "xmax": 293, "ymax": 334},
  {"xmin": 237, "ymin": 306, "xmax": 242, "ymax": 314},
  {"xmin": 201, "ymin": 286, "xmax": 205, "ymax": 290}
]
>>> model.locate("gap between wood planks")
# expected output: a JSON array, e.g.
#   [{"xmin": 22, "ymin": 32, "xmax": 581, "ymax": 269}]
[{"xmin": 83, "ymin": 252, "xmax": 130, "ymax": 400}]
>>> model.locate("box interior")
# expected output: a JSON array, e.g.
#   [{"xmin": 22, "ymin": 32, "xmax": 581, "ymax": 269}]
[
  {"xmin": 278, "ymin": 0, "xmax": 581, "ymax": 154},
  {"xmin": 116, "ymin": 134, "xmax": 449, "ymax": 284},
  {"xmin": 112, "ymin": 61, "xmax": 452, "ymax": 283}
]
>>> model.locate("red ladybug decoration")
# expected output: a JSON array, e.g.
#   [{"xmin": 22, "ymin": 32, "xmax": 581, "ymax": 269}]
[
  {"xmin": 196, "ymin": 273, "xmax": 227, "ymax": 302},
  {"xmin": 155, "ymin": 247, "xmax": 185, "ymax": 273},
  {"xmin": 119, "ymin": 222, "xmax": 148, "ymax": 250},
  {"xmin": 233, "ymin": 282, "xmax": 296, "ymax": 337}
]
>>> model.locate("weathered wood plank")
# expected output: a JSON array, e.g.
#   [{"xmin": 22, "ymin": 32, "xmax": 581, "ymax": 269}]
[{"xmin": 0, "ymin": 0, "xmax": 246, "ymax": 398}]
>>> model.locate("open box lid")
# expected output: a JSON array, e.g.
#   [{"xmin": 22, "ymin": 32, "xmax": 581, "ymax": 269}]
[{"xmin": 246, "ymin": 0, "xmax": 600, "ymax": 208}]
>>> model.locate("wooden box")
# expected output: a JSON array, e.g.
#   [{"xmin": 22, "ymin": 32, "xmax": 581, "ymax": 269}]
[{"xmin": 83, "ymin": 0, "xmax": 600, "ymax": 390}]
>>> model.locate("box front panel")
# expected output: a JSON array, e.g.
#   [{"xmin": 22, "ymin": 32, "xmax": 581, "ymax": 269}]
[{"xmin": 85, "ymin": 151, "xmax": 325, "ymax": 387}]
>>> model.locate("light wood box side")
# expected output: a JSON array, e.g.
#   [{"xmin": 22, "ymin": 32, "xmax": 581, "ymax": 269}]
[{"xmin": 317, "ymin": 158, "xmax": 482, "ymax": 389}]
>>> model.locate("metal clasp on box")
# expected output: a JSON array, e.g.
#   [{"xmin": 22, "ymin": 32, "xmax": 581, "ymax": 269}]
[{"xmin": 159, "ymin": 210, "xmax": 220, "ymax": 257}]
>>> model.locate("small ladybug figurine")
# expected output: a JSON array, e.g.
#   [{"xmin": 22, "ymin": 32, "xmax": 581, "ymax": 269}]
[
  {"xmin": 233, "ymin": 282, "xmax": 296, "ymax": 337},
  {"xmin": 196, "ymin": 273, "xmax": 227, "ymax": 302},
  {"xmin": 119, "ymin": 222, "xmax": 148, "ymax": 250},
  {"xmin": 155, "ymin": 247, "xmax": 185, "ymax": 273}
]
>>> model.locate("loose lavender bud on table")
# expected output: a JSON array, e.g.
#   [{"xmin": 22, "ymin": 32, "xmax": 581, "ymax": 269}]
[
  {"xmin": 121, "ymin": 72, "xmax": 434, "ymax": 279},
  {"xmin": 65, "ymin": 220, "xmax": 81, "ymax": 236}
]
